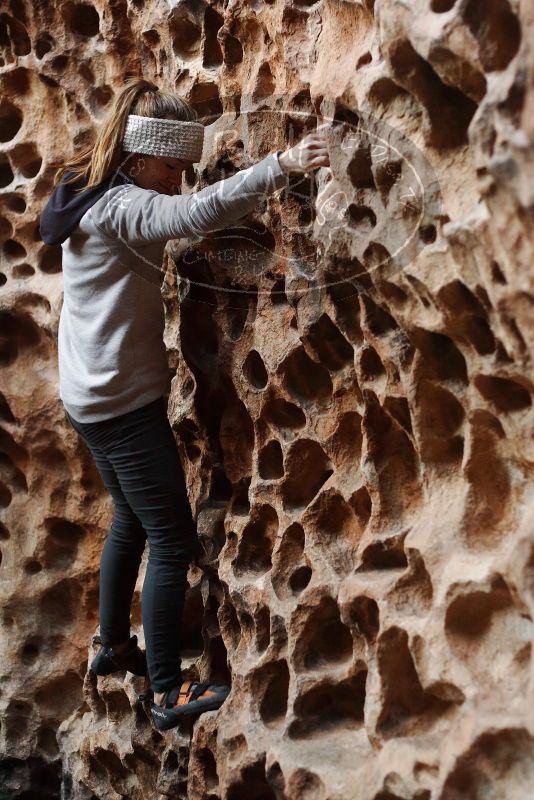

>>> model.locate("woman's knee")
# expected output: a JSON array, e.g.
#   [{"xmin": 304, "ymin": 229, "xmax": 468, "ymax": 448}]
[
  {"xmin": 108, "ymin": 511, "xmax": 146, "ymax": 551},
  {"xmin": 146, "ymin": 538, "xmax": 195, "ymax": 564}
]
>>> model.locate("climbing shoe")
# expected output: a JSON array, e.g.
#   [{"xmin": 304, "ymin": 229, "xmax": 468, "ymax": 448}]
[
  {"xmin": 149, "ymin": 679, "xmax": 231, "ymax": 730},
  {"xmin": 89, "ymin": 634, "xmax": 147, "ymax": 677}
]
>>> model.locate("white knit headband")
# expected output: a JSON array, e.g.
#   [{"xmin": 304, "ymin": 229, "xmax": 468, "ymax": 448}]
[{"xmin": 122, "ymin": 113, "xmax": 204, "ymax": 160}]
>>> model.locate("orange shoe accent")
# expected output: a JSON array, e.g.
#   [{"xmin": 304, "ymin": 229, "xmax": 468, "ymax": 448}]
[{"xmin": 173, "ymin": 680, "xmax": 219, "ymax": 707}]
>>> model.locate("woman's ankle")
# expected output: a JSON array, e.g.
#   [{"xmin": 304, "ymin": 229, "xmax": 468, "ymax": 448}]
[{"xmin": 109, "ymin": 638, "xmax": 131, "ymax": 654}]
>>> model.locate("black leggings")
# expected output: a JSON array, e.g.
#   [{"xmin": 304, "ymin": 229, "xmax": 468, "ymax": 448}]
[{"xmin": 64, "ymin": 395, "xmax": 197, "ymax": 693}]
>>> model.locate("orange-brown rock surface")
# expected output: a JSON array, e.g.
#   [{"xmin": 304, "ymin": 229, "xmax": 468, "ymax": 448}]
[{"xmin": 1, "ymin": 0, "xmax": 534, "ymax": 798}]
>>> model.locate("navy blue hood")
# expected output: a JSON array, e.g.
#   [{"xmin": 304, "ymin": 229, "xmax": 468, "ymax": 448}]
[{"xmin": 39, "ymin": 168, "xmax": 134, "ymax": 246}]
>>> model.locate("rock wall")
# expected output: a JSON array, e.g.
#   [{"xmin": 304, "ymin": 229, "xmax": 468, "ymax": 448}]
[{"xmin": 1, "ymin": 0, "xmax": 534, "ymax": 798}]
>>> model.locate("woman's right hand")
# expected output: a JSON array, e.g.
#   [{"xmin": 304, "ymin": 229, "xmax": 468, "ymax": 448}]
[{"xmin": 278, "ymin": 128, "xmax": 330, "ymax": 175}]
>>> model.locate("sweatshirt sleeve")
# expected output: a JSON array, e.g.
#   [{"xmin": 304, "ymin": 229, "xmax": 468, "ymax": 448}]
[{"xmin": 92, "ymin": 150, "xmax": 288, "ymax": 245}]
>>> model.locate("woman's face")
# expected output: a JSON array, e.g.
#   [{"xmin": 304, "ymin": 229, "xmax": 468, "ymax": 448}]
[{"xmin": 124, "ymin": 153, "xmax": 195, "ymax": 195}]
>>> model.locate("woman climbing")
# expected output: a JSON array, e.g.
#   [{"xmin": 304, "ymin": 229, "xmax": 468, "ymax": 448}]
[{"xmin": 39, "ymin": 76, "xmax": 330, "ymax": 732}]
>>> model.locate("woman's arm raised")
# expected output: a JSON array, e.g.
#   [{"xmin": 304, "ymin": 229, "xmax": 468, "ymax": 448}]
[{"xmin": 92, "ymin": 150, "xmax": 288, "ymax": 245}]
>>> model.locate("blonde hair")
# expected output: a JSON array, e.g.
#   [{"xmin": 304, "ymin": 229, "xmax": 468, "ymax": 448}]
[{"xmin": 51, "ymin": 76, "xmax": 199, "ymax": 194}]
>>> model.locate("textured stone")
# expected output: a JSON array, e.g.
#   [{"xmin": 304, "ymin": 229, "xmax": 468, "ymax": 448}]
[{"xmin": 1, "ymin": 0, "xmax": 533, "ymax": 798}]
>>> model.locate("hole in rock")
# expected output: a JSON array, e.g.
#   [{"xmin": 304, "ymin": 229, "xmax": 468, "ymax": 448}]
[
  {"xmin": 219, "ymin": 596, "xmax": 242, "ymax": 653},
  {"xmin": 231, "ymin": 477, "xmax": 251, "ymax": 515},
  {"xmin": 445, "ymin": 579, "xmax": 513, "ymax": 640},
  {"xmin": 349, "ymin": 485, "xmax": 372, "ymax": 528},
  {"xmin": 356, "ymin": 51, "xmax": 372, "ymax": 69},
  {"xmin": 383, "ymin": 396, "xmax": 412, "ymax": 434},
  {"xmin": 37, "ymin": 726, "xmax": 59, "ymax": 759},
  {"xmin": 0, "ymin": 99, "xmax": 22, "ymax": 142},
  {"xmin": 3, "ymin": 192, "xmax": 25, "ymax": 212},
  {"xmin": 39, "ymin": 578, "xmax": 82, "ymax": 627},
  {"xmin": 234, "ymin": 504, "xmax": 278, "ymax": 576},
  {"xmin": 461, "ymin": 409, "xmax": 511, "ymax": 548},
  {"xmin": 265, "ymin": 762, "xmax": 286, "ymax": 798},
  {"xmin": 308, "ymin": 488, "xmax": 363, "ymax": 575},
  {"xmin": 474, "ymin": 374, "xmax": 531, "ymax": 413},
  {"xmin": 227, "ymin": 755, "xmax": 276, "ymax": 800},
  {"xmin": 258, "ymin": 440, "xmax": 284, "ymax": 479},
  {"xmin": 289, "ymin": 670, "xmax": 367, "ymax": 738},
  {"xmin": 256, "ymin": 606, "xmax": 274, "ymax": 651},
  {"xmin": 88, "ymin": 85, "xmax": 113, "ymax": 117},
  {"xmin": 42, "ymin": 517, "xmax": 86, "ymax": 569},
  {"xmin": 242, "ymin": 349, "xmax": 268, "ymax": 389},
  {"xmin": 64, "ymin": 2, "xmax": 100, "ymax": 37},
  {"xmin": 326, "ymin": 278, "xmax": 364, "ymax": 343},
  {"xmin": 4, "ymin": 699, "xmax": 34, "ymax": 742},
  {"xmin": 361, "ymin": 294, "xmax": 399, "ymax": 335},
  {"xmin": 262, "ymin": 397, "xmax": 306, "ymax": 436},
  {"xmin": 92, "ymin": 748, "xmax": 130, "ymax": 785},
  {"xmin": 346, "ymin": 203, "xmax": 376, "ymax": 232},
  {"xmin": 24, "ymin": 558, "xmax": 43, "ymax": 574},
  {"xmin": 209, "ymin": 466, "xmax": 233, "ymax": 502},
  {"xmin": 369, "ymin": 78, "xmax": 410, "ymax": 108},
  {"xmin": 0, "ymin": 14, "xmax": 31, "ymax": 57},
  {"xmin": 358, "ymin": 537, "xmax": 408, "ymax": 571},
  {"xmin": 388, "ymin": 38, "xmax": 477, "ymax": 148},
  {"xmin": 385, "ymin": 549, "xmax": 434, "ymax": 613},
  {"xmin": 203, "ymin": 5, "xmax": 224, "ymax": 69},
  {"xmin": 419, "ymin": 224, "xmax": 436, "ymax": 243},
  {"xmin": 3, "ymin": 239, "xmax": 26, "ymax": 260},
  {"xmin": 10, "ymin": 141, "xmax": 42, "ymax": 178},
  {"xmin": 34, "ymin": 670, "xmax": 83, "ymax": 717},
  {"xmin": 333, "ymin": 102, "xmax": 359, "ymax": 128},
  {"xmin": 197, "ymin": 746, "xmax": 219, "ymax": 789},
  {"xmin": 103, "ymin": 689, "xmax": 131, "ymax": 717},
  {"xmin": 223, "ymin": 33, "xmax": 243, "ymax": 67},
  {"xmin": 270, "ymin": 278, "xmax": 288, "ymax": 305},
  {"xmin": 491, "ymin": 260, "xmax": 507, "ymax": 284},
  {"xmin": 290, "ymin": 565, "xmax": 312, "ymax": 593},
  {"xmin": 464, "ymin": 0, "xmax": 521, "ymax": 71},
  {"xmin": 374, "ymin": 159, "xmax": 402, "ymax": 196},
  {"xmin": 328, "ymin": 411, "xmax": 363, "ymax": 467},
  {"xmin": 253, "ymin": 659, "xmax": 289, "ymax": 726},
  {"xmin": 348, "ymin": 596, "xmax": 380, "ymax": 642},
  {"xmin": 0, "ymin": 479, "xmax": 12, "ymax": 509},
  {"xmin": 416, "ymin": 380, "xmax": 465, "ymax": 465},
  {"xmin": 280, "ymin": 347, "xmax": 333, "ymax": 407},
  {"xmin": 303, "ymin": 312, "xmax": 353, "ymax": 371},
  {"xmin": 348, "ymin": 145, "xmax": 375, "ymax": 189},
  {"xmin": 223, "ymin": 292, "xmax": 254, "ymax": 341},
  {"xmin": 363, "ymin": 241, "xmax": 391, "ymax": 271},
  {"xmin": 272, "ymin": 522, "xmax": 306, "ymax": 595},
  {"xmin": 21, "ymin": 637, "xmax": 42, "ymax": 664},
  {"xmin": 438, "ymin": 280, "xmax": 495, "ymax": 354},
  {"xmin": 376, "ymin": 626, "xmax": 459, "ymax": 738},
  {"xmin": 431, "ymin": 0, "xmax": 456, "ymax": 10},
  {"xmin": 252, "ymin": 61, "xmax": 276, "ymax": 100},
  {"xmin": 189, "ymin": 80, "xmax": 223, "ymax": 124},
  {"xmin": 360, "ymin": 345, "xmax": 385, "ymax": 381},
  {"xmin": 281, "ymin": 439, "xmax": 333, "ymax": 511},
  {"xmin": 411, "ymin": 327, "xmax": 468, "ymax": 385},
  {"xmin": 35, "ymin": 33, "xmax": 54, "ymax": 59},
  {"xmin": 0, "ymin": 225, "xmax": 7, "ymax": 255},
  {"xmin": 287, "ymin": 768, "xmax": 326, "ymax": 799},
  {"xmin": 299, "ymin": 596, "xmax": 353, "ymax": 671},
  {"xmin": 441, "ymin": 727, "xmax": 534, "ymax": 798},
  {"xmin": 173, "ymin": 418, "xmax": 201, "ymax": 462}
]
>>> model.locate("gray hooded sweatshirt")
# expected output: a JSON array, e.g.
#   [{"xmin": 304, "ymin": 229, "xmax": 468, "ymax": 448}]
[{"xmin": 46, "ymin": 151, "xmax": 287, "ymax": 422}]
